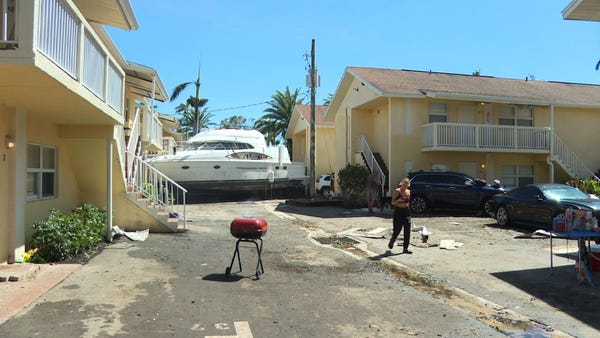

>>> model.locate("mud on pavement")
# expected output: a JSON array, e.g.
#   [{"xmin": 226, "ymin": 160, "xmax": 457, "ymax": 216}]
[{"xmin": 279, "ymin": 201, "xmax": 600, "ymax": 337}]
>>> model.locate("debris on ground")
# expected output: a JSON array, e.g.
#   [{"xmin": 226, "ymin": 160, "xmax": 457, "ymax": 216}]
[
  {"xmin": 112, "ymin": 226, "xmax": 149, "ymax": 241},
  {"xmin": 439, "ymin": 239, "xmax": 464, "ymax": 250}
]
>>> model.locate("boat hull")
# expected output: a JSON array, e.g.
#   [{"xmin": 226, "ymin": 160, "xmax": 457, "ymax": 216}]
[{"xmin": 148, "ymin": 158, "xmax": 307, "ymax": 193}]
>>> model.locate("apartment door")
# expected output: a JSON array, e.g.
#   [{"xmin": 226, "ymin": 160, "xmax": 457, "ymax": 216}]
[
  {"xmin": 457, "ymin": 105, "xmax": 476, "ymax": 123},
  {"xmin": 459, "ymin": 162, "xmax": 477, "ymax": 178}
]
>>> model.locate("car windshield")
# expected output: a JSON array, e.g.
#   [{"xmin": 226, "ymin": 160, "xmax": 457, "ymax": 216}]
[{"xmin": 541, "ymin": 185, "xmax": 590, "ymax": 201}]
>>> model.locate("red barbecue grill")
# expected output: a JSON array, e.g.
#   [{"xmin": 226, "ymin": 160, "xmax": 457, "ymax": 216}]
[{"xmin": 225, "ymin": 217, "xmax": 268, "ymax": 279}]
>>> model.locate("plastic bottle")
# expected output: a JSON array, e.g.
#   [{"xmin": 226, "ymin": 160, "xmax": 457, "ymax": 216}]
[{"xmin": 566, "ymin": 207, "xmax": 573, "ymax": 231}]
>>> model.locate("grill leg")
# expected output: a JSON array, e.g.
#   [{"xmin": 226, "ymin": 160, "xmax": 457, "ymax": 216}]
[
  {"xmin": 252, "ymin": 238, "xmax": 265, "ymax": 278},
  {"xmin": 225, "ymin": 238, "xmax": 265, "ymax": 279},
  {"xmin": 226, "ymin": 239, "xmax": 243, "ymax": 277}
]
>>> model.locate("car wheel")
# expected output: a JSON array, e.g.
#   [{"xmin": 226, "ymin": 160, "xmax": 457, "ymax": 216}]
[
  {"xmin": 496, "ymin": 206, "xmax": 510, "ymax": 226},
  {"xmin": 321, "ymin": 187, "xmax": 332, "ymax": 198},
  {"xmin": 410, "ymin": 196, "xmax": 428, "ymax": 214},
  {"xmin": 482, "ymin": 198, "xmax": 495, "ymax": 217}
]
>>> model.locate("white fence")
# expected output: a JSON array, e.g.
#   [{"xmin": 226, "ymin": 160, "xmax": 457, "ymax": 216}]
[
  {"xmin": 36, "ymin": 0, "xmax": 124, "ymax": 114},
  {"xmin": 422, "ymin": 123, "xmax": 550, "ymax": 152}
]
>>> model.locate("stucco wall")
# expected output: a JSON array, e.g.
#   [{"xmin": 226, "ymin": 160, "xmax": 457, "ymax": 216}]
[
  {"xmin": 24, "ymin": 115, "xmax": 81, "ymax": 243},
  {"xmin": 554, "ymin": 106, "xmax": 600, "ymax": 175},
  {"xmin": 0, "ymin": 108, "xmax": 11, "ymax": 262},
  {"xmin": 316, "ymin": 127, "xmax": 335, "ymax": 177}
]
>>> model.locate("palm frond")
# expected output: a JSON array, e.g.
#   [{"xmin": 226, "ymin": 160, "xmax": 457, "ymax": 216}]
[{"xmin": 170, "ymin": 82, "xmax": 193, "ymax": 101}]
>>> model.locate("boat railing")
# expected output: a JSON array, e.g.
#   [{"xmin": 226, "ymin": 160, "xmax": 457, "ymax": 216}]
[{"xmin": 127, "ymin": 150, "xmax": 187, "ymax": 229}]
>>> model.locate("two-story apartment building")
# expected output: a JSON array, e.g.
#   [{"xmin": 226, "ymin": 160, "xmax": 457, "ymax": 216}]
[
  {"xmin": 286, "ymin": 104, "xmax": 335, "ymax": 179},
  {"xmin": 325, "ymin": 67, "xmax": 600, "ymax": 193},
  {"xmin": 0, "ymin": 0, "xmax": 185, "ymax": 265}
]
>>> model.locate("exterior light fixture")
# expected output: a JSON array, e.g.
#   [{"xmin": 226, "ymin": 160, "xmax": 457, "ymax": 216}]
[{"xmin": 5, "ymin": 135, "xmax": 15, "ymax": 149}]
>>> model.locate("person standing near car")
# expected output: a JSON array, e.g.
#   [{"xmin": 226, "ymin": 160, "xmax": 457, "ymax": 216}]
[{"xmin": 389, "ymin": 177, "xmax": 412, "ymax": 254}]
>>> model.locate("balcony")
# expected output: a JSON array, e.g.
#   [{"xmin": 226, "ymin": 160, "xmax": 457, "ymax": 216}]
[
  {"xmin": 421, "ymin": 123, "xmax": 551, "ymax": 153},
  {"xmin": 0, "ymin": 0, "xmax": 124, "ymax": 124}
]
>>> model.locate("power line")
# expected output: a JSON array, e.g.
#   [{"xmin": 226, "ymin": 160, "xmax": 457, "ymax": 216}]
[{"xmin": 206, "ymin": 101, "xmax": 270, "ymax": 113}]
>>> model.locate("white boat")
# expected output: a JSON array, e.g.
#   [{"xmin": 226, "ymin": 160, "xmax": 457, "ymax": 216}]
[{"xmin": 147, "ymin": 129, "xmax": 308, "ymax": 192}]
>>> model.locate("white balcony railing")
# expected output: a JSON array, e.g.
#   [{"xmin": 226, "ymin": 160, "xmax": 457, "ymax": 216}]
[
  {"xmin": 141, "ymin": 106, "xmax": 163, "ymax": 149},
  {"xmin": 5, "ymin": 0, "xmax": 125, "ymax": 114},
  {"xmin": 161, "ymin": 137, "xmax": 178, "ymax": 156},
  {"xmin": 421, "ymin": 123, "xmax": 551, "ymax": 152}
]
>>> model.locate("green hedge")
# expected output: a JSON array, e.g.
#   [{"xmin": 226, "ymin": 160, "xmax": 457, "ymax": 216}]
[
  {"xmin": 337, "ymin": 163, "xmax": 368, "ymax": 208},
  {"xmin": 29, "ymin": 203, "xmax": 107, "ymax": 263},
  {"xmin": 567, "ymin": 178, "xmax": 600, "ymax": 196}
]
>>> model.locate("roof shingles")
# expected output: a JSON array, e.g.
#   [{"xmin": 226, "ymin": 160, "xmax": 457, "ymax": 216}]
[{"xmin": 348, "ymin": 67, "xmax": 600, "ymax": 106}]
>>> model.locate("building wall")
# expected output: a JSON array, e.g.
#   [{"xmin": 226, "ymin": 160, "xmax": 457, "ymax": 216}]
[
  {"xmin": 554, "ymin": 106, "xmax": 600, "ymax": 175},
  {"xmin": 316, "ymin": 127, "xmax": 335, "ymax": 177},
  {"xmin": 24, "ymin": 115, "xmax": 81, "ymax": 243},
  {"xmin": 0, "ymin": 108, "xmax": 11, "ymax": 262},
  {"xmin": 293, "ymin": 129, "xmax": 306, "ymax": 164},
  {"xmin": 332, "ymin": 91, "xmax": 589, "ymax": 189}
]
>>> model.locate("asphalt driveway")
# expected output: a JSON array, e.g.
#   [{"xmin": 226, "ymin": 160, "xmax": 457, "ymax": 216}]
[{"xmin": 1, "ymin": 200, "xmax": 598, "ymax": 337}]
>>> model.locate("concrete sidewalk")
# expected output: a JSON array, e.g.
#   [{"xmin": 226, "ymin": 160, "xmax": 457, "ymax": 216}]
[{"xmin": 0, "ymin": 262, "xmax": 80, "ymax": 325}]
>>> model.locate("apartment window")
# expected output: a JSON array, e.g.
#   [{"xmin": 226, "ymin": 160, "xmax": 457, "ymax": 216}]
[
  {"xmin": 429, "ymin": 103, "xmax": 447, "ymax": 123},
  {"xmin": 499, "ymin": 105, "xmax": 533, "ymax": 126},
  {"xmin": 27, "ymin": 144, "xmax": 56, "ymax": 200},
  {"xmin": 499, "ymin": 164, "xmax": 533, "ymax": 188},
  {"xmin": 0, "ymin": 0, "xmax": 17, "ymax": 43}
]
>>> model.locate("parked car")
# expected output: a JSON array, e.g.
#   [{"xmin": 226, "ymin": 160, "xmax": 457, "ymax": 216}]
[
  {"xmin": 316, "ymin": 174, "xmax": 333, "ymax": 198},
  {"xmin": 408, "ymin": 171, "xmax": 505, "ymax": 215},
  {"xmin": 493, "ymin": 183, "xmax": 600, "ymax": 228}
]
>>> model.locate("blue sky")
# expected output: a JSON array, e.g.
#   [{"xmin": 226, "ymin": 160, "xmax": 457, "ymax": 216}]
[{"xmin": 107, "ymin": 0, "xmax": 600, "ymax": 126}]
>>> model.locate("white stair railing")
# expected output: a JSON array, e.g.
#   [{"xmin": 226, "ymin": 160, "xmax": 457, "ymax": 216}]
[
  {"xmin": 552, "ymin": 132, "xmax": 599, "ymax": 181},
  {"xmin": 357, "ymin": 135, "xmax": 386, "ymax": 196},
  {"xmin": 127, "ymin": 150, "xmax": 187, "ymax": 229},
  {"xmin": 126, "ymin": 107, "xmax": 142, "ymax": 185}
]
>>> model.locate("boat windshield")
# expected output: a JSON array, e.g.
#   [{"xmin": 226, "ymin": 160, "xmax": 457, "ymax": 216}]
[
  {"xmin": 227, "ymin": 152, "xmax": 272, "ymax": 160},
  {"xmin": 184, "ymin": 141, "xmax": 254, "ymax": 151}
]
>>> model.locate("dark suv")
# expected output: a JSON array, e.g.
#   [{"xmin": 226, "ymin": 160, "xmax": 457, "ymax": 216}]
[{"xmin": 408, "ymin": 171, "xmax": 505, "ymax": 215}]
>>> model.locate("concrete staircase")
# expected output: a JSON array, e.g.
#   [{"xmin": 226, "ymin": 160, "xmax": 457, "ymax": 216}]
[{"xmin": 125, "ymin": 189, "xmax": 182, "ymax": 232}]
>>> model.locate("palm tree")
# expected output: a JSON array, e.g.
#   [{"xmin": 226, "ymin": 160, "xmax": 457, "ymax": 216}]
[
  {"xmin": 176, "ymin": 99, "xmax": 214, "ymax": 138},
  {"xmin": 254, "ymin": 86, "xmax": 303, "ymax": 148},
  {"xmin": 219, "ymin": 115, "xmax": 252, "ymax": 129},
  {"xmin": 170, "ymin": 69, "xmax": 205, "ymax": 135},
  {"xmin": 322, "ymin": 93, "xmax": 333, "ymax": 106}
]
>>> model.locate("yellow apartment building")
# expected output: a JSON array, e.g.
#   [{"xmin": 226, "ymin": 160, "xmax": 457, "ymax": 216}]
[
  {"xmin": 0, "ymin": 0, "xmax": 186, "ymax": 264},
  {"xmin": 325, "ymin": 67, "xmax": 600, "ymax": 194},
  {"xmin": 287, "ymin": 104, "xmax": 335, "ymax": 179}
]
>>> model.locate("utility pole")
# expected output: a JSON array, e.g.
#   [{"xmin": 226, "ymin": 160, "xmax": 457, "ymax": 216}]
[{"xmin": 309, "ymin": 39, "xmax": 316, "ymax": 198}]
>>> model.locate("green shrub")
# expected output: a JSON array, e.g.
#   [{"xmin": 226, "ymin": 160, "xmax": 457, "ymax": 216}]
[
  {"xmin": 567, "ymin": 178, "xmax": 600, "ymax": 196},
  {"xmin": 337, "ymin": 163, "xmax": 368, "ymax": 208},
  {"xmin": 29, "ymin": 203, "xmax": 107, "ymax": 263}
]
